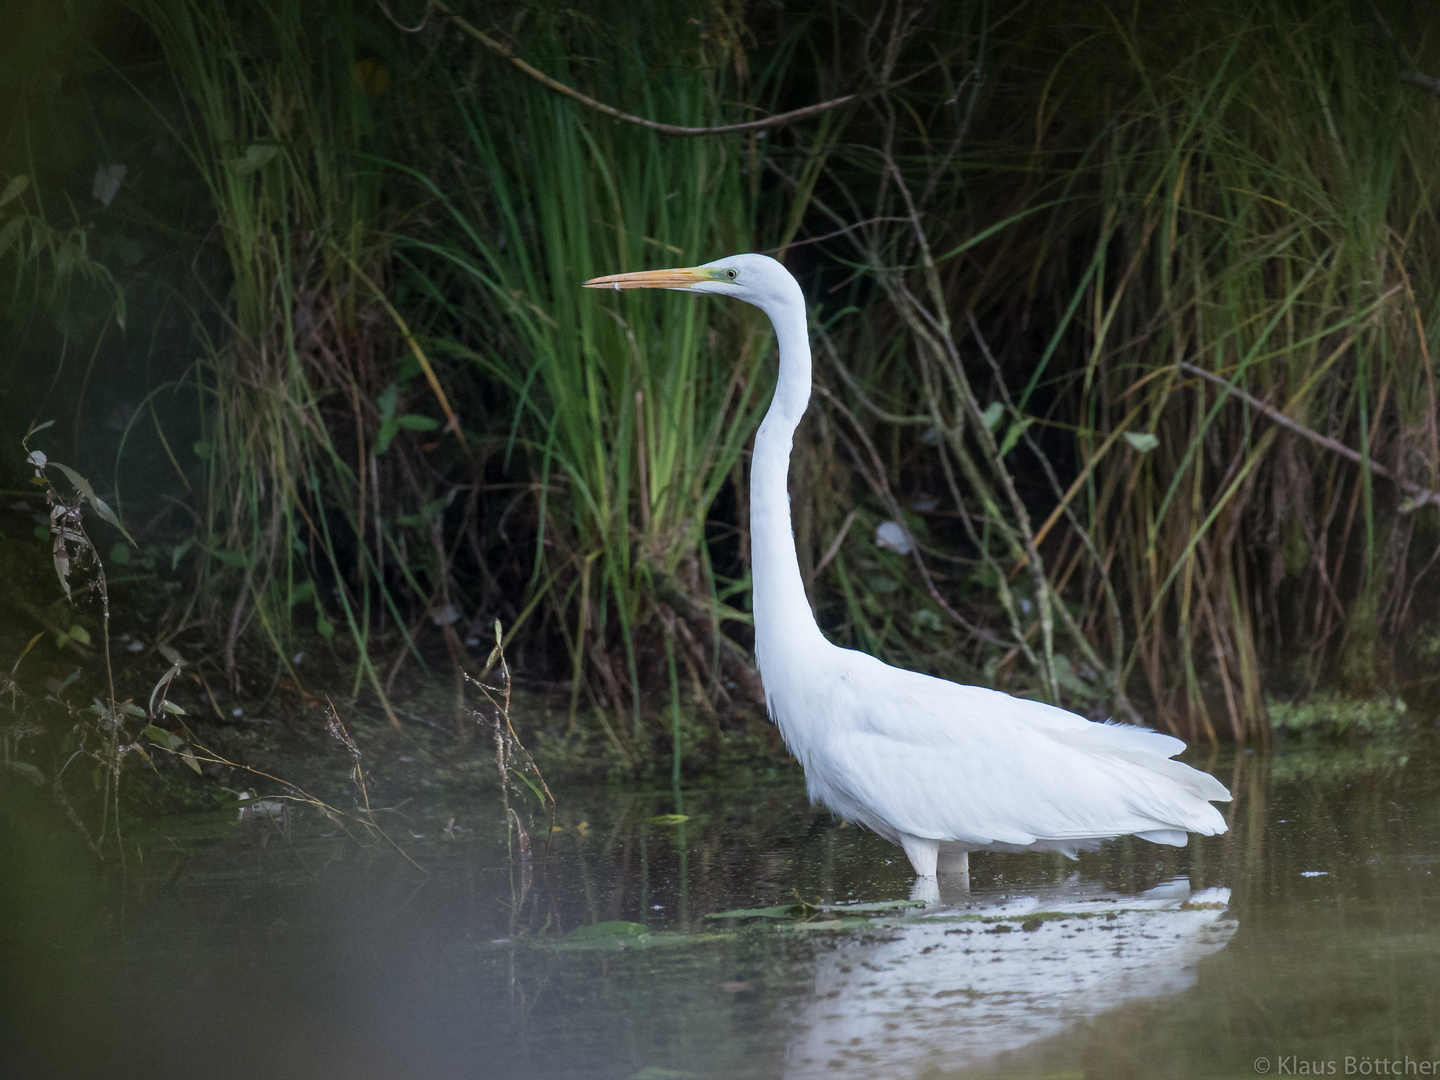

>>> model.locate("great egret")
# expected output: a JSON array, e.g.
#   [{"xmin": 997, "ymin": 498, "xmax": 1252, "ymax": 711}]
[{"xmin": 583, "ymin": 254, "xmax": 1230, "ymax": 878}]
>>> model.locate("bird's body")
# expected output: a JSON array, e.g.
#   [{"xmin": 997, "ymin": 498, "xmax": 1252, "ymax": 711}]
[{"xmin": 584, "ymin": 253, "xmax": 1230, "ymax": 878}]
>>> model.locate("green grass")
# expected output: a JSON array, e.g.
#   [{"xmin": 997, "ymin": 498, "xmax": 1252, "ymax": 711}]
[
  {"xmin": 137, "ymin": 0, "xmax": 440, "ymax": 722},
  {"xmin": 404, "ymin": 4, "xmax": 777, "ymax": 762}
]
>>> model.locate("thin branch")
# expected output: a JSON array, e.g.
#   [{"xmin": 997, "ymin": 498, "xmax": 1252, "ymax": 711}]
[
  {"xmin": 1179, "ymin": 361, "xmax": 1440, "ymax": 511},
  {"xmin": 764, "ymin": 217, "xmax": 912, "ymax": 255},
  {"xmin": 406, "ymin": 0, "xmax": 872, "ymax": 137}
]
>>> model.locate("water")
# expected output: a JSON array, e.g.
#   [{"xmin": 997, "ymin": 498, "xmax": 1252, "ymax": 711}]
[{"xmin": 3, "ymin": 747, "xmax": 1438, "ymax": 1079}]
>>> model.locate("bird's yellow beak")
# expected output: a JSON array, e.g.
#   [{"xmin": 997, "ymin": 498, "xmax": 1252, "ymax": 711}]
[{"xmin": 582, "ymin": 266, "xmax": 720, "ymax": 291}]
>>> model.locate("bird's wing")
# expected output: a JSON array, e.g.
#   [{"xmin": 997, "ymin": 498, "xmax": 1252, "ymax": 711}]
[{"xmin": 816, "ymin": 652, "xmax": 1229, "ymax": 845}]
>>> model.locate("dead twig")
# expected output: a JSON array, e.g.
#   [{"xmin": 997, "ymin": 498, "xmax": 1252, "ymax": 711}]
[
  {"xmin": 1178, "ymin": 360, "xmax": 1440, "ymax": 512},
  {"xmin": 381, "ymin": 0, "xmax": 928, "ymax": 138}
]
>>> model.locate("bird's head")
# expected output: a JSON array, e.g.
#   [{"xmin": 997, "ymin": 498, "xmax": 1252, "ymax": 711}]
[{"xmin": 583, "ymin": 253, "xmax": 801, "ymax": 317}]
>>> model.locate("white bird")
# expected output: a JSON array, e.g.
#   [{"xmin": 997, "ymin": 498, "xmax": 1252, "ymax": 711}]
[{"xmin": 583, "ymin": 253, "xmax": 1231, "ymax": 879}]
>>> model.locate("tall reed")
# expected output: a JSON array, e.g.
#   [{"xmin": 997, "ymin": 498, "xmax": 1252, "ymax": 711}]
[
  {"xmin": 997, "ymin": 1, "xmax": 1440, "ymax": 738},
  {"xmin": 409, "ymin": 4, "xmax": 774, "ymax": 759},
  {"xmin": 786, "ymin": 0, "xmax": 1440, "ymax": 740},
  {"xmin": 141, "ymin": 0, "xmax": 453, "ymax": 721}
]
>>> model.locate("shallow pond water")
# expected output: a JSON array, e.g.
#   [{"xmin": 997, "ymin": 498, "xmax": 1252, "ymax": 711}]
[{"xmin": 3, "ymin": 745, "xmax": 1439, "ymax": 1079}]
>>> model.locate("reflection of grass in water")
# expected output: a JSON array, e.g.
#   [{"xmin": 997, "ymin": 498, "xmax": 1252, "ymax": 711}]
[
  {"xmin": 1266, "ymin": 691, "xmax": 1418, "ymax": 784},
  {"xmin": 1268, "ymin": 692, "xmax": 1409, "ymax": 739},
  {"xmin": 1269, "ymin": 743, "xmax": 1414, "ymax": 786}
]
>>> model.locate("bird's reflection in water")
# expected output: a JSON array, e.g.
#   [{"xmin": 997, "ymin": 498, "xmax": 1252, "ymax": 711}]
[{"xmin": 785, "ymin": 876, "xmax": 1236, "ymax": 1079}]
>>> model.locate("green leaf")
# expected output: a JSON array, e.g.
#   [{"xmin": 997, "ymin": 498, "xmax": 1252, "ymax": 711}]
[
  {"xmin": 48, "ymin": 461, "xmax": 135, "ymax": 545},
  {"xmin": 568, "ymin": 921, "xmax": 647, "ymax": 939},
  {"xmin": 998, "ymin": 416, "xmax": 1034, "ymax": 458},
  {"xmin": 148, "ymin": 662, "xmax": 182, "ymax": 715},
  {"xmin": 648, "ymin": 813, "xmax": 689, "ymax": 826},
  {"xmin": 981, "ymin": 401, "xmax": 1004, "ymax": 432},
  {"xmin": 143, "ymin": 726, "xmax": 184, "ymax": 751},
  {"xmin": 0, "ymin": 173, "xmax": 30, "ymax": 208},
  {"xmin": 316, "ymin": 613, "xmax": 336, "ymax": 641},
  {"xmin": 170, "ymin": 536, "xmax": 197, "ymax": 571},
  {"xmin": 396, "ymin": 414, "xmax": 439, "ymax": 432},
  {"xmin": 397, "ymin": 497, "xmax": 447, "ymax": 528},
  {"xmin": 1052, "ymin": 655, "xmax": 1100, "ymax": 702},
  {"xmin": 209, "ymin": 549, "xmax": 250, "ymax": 569},
  {"xmin": 373, "ymin": 417, "xmax": 401, "ymax": 455},
  {"xmin": 510, "ymin": 768, "xmax": 546, "ymax": 806},
  {"xmin": 229, "ymin": 143, "xmax": 278, "ymax": 175},
  {"xmin": 912, "ymin": 608, "xmax": 944, "ymax": 633},
  {"xmin": 1123, "ymin": 431, "xmax": 1160, "ymax": 454},
  {"xmin": 52, "ymin": 547, "xmax": 72, "ymax": 599},
  {"xmin": 109, "ymin": 543, "xmax": 131, "ymax": 565},
  {"xmin": 67, "ymin": 625, "xmax": 91, "ymax": 646},
  {"xmin": 376, "ymin": 382, "xmax": 398, "ymax": 422},
  {"xmin": 3, "ymin": 760, "xmax": 44, "ymax": 785},
  {"xmin": 181, "ymin": 748, "xmax": 202, "ymax": 774},
  {"xmin": 0, "ymin": 215, "xmax": 25, "ymax": 256}
]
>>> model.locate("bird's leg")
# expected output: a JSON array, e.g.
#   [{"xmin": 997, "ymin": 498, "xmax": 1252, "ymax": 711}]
[
  {"xmin": 899, "ymin": 834, "xmax": 938, "ymax": 878},
  {"xmin": 909, "ymin": 876, "xmax": 940, "ymax": 906},
  {"xmin": 937, "ymin": 847, "xmax": 969, "ymax": 876},
  {"xmin": 937, "ymin": 845, "xmax": 970, "ymax": 893}
]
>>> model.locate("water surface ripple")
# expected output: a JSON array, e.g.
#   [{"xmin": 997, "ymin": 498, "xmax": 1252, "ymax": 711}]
[{"xmin": 3, "ymin": 748, "xmax": 1437, "ymax": 1079}]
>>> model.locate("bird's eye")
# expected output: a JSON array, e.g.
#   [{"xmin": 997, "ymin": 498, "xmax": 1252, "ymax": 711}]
[{"xmin": 725, "ymin": 268, "xmax": 738, "ymax": 280}]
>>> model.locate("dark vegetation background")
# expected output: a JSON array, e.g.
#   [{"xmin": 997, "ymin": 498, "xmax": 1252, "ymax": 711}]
[{"xmin": 3, "ymin": 0, "xmax": 1440, "ymax": 794}]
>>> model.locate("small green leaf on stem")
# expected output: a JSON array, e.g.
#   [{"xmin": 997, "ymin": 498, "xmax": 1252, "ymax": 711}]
[
  {"xmin": 229, "ymin": 143, "xmax": 278, "ymax": 175},
  {"xmin": 0, "ymin": 174, "xmax": 30, "ymax": 208},
  {"xmin": 998, "ymin": 417, "xmax": 1033, "ymax": 458}
]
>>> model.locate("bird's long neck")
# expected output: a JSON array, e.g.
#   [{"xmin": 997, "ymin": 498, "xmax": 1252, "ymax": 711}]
[{"xmin": 751, "ymin": 297, "xmax": 827, "ymax": 692}]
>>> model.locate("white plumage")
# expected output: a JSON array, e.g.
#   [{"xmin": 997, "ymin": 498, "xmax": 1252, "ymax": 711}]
[{"xmin": 584, "ymin": 253, "xmax": 1231, "ymax": 879}]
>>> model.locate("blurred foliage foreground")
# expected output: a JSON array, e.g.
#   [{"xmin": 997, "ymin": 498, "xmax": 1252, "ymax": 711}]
[{"xmin": 4, "ymin": 0, "xmax": 1440, "ymax": 804}]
